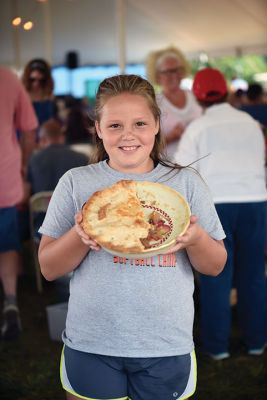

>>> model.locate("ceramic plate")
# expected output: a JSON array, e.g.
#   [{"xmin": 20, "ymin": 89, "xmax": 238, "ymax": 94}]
[{"xmin": 102, "ymin": 181, "xmax": 191, "ymax": 259}]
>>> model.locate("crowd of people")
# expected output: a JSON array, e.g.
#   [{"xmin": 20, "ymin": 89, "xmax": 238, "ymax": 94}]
[{"xmin": 0, "ymin": 48, "xmax": 267, "ymax": 399}]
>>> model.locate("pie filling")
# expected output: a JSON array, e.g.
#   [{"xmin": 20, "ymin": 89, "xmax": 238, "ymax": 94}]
[{"xmin": 140, "ymin": 210, "xmax": 172, "ymax": 249}]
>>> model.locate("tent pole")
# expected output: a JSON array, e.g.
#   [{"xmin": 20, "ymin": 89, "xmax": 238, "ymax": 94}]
[
  {"xmin": 11, "ymin": 0, "xmax": 21, "ymax": 70},
  {"xmin": 116, "ymin": 0, "xmax": 126, "ymax": 74},
  {"xmin": 43, "ymin": 0, "xmax": 53, "ymax": 65}
]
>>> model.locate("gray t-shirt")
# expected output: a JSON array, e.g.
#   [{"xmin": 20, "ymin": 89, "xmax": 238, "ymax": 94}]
[{"xmin": 39, "ymin": 160, "xmax": 225, "ymax": 357}]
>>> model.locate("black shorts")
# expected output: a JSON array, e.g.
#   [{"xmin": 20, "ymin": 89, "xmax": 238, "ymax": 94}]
[
  {"xmin": 0, "ymin": 207, "xmax": 21, "ymax": 252},
  {"xmin": 60, "ymin": 345, "xmax": 197, "ymax": 400}
]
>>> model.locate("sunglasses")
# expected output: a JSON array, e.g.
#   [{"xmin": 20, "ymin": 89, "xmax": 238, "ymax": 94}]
[
  {"xmin": 29, "ymin": 77, "xmax": 45, "ymax": 83},
  {"xmin": 159, "ymin": 66, "xmax": 184, "ymax": 75}
]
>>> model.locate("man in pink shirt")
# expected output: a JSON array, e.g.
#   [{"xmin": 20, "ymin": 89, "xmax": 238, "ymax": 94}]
[{"xmin": 0, "ymin": 66, "xmax": 37, "ymax": 340}]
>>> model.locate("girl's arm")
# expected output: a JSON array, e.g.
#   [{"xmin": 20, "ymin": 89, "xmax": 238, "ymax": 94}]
[
  {"xmin": 38, "ymin": 212, "xmax": 100, "ymax": 281},
  {"xmin": 165, "ymin": 215, "xmax": 227, "ymax": 276}
]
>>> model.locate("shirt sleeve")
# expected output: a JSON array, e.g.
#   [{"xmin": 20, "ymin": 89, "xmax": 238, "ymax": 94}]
[{"xmin": 186, "ymin": 170, "xmax": 225, "ymax": 241}]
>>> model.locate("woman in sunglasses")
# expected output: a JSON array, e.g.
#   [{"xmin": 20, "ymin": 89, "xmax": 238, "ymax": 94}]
[
  {"xmin": 147, "ymin": 47, "xmax": 202, "ymax": 160},
  {"xmin": 22, "ymin": 58, "xmax": 55, "ymax": 141}
]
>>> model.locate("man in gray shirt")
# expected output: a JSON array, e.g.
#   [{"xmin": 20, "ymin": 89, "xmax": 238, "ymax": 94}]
[{"xmin": 26, "ymin": 118, "xmax": 89, "ymax": 194}]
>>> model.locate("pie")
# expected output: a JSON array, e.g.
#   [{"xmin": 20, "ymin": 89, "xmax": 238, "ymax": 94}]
[{"xmin": 82, "ymin": 180, "xmax": 152, "ymax": 253}]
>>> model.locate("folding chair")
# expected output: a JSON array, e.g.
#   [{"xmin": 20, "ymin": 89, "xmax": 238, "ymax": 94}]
[{"xmin": 29, "ymin": 191, "xmax": 53, "ymax": 293}]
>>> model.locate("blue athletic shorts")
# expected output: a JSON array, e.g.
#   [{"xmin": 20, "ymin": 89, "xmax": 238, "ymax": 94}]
[
  {"xmin": 60, "ymin": 345, "xmax": 197, "ymax": 400},
  {"xmin": 0, "ymin": 207, "xmax": 21, "ymax": 252}
]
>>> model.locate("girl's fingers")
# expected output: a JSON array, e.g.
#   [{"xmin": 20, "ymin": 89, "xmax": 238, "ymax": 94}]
[
  {"xmin": 162, "ymin": 242, "xmax": 185, "ymax": 255},
  {"xmin": 189, "ymin": 215, "xmax": 198, "ymax": 224},
  {"xmin": 75, "ymin": 211, "xmax": 101, "ymax": 250},
  {"xmin": 75, "ymin": 212, "xmax": 83, "ymax": 223},
  {"xmin": 81, "ymin": 237, "xmax": 100, "ymax": 248},
  {"xmin": 176, "ymin": 233, "xmax": 189, "ymax": 244},
  {"xmin": 78, "ymin": 229, "xmax": 90, "ymax": 240},
  {"xmin": 75, "ymin": 227, "xmax": 90, "ymax": 241},
  {"xmin": 90, "ymin": 245, "xmax": 101, "ymax": 251}
]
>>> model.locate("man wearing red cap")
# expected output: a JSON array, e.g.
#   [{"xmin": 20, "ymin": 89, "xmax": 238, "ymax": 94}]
[{"xmin": 174, "ymin": 68, "xmax": 267, "ymax": 360}]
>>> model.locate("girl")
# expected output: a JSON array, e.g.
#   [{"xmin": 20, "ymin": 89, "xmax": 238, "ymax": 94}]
[{"xmin": 38, "ymin": 74, "xmax": 227, "ymax": 400}]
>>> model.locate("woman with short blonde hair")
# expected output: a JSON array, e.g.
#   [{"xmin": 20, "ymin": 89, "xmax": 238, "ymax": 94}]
[{"xmin": 146, "ymin": 46, "xmax": 202, "ymax": 160}]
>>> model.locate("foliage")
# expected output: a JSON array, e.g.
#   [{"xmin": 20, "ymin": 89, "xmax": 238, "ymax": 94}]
[{"xmin": 191, "ymin": 54, "xmax": 267, "ymax": 83}]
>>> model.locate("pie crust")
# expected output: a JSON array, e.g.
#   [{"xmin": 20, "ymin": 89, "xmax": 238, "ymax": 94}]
[{"xmin": 82, "ymin": 180, "xmax": 151, "ymax": 253}]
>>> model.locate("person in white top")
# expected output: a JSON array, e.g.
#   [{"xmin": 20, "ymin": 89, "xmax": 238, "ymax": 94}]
[
  {"xmin": 174, "ymin": 67, "xmax": 267, "ymax": 360},
  {"xmin": 146, "ymin": 47, "xmax": 202, "ymax": 160}
]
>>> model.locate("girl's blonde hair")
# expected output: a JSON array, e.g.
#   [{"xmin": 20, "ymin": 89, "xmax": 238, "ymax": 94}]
[
  {"xmin": 91, "ymin": 74, "xmax": 167, "ymax": 164},
  {"xmin": 146, "ymin": 46, "xmax": 191, "ymax": 84}
]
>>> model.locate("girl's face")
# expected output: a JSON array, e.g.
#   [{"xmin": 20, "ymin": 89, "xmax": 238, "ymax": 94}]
[{"xmin": 95, "ymin": 93, "xmax": 159, "ymax": 174}]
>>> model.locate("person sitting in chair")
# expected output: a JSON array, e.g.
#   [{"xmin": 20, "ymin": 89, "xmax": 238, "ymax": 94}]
[{"xmin": 26, "ymin": 119, "xmax": 89, "ymax": 299}]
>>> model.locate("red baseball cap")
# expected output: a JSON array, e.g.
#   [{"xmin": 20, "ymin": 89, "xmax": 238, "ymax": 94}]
[{"xmin": 193, "ymin": 68, "xmax": 228, "ymax": 102}]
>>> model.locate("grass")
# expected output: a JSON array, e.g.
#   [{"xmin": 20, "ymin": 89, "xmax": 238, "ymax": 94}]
[{"xmin": 0, "ymin": 244, "xmax": 267, "ymax": 400}]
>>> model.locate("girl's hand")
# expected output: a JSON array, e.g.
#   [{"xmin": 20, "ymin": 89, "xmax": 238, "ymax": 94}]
[
  {"xmin": 163, "ymin": 215, "xmax": 201, "ymax": 254},
  {"xmin": 74, "ymin": 211, "xmax": 101, "ymax": 251}
]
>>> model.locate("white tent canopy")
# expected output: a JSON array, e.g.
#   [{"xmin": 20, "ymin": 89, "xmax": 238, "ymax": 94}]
[{"xmin": 1, "ymin": 0, "xmax": 267, "ymax": 69}]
